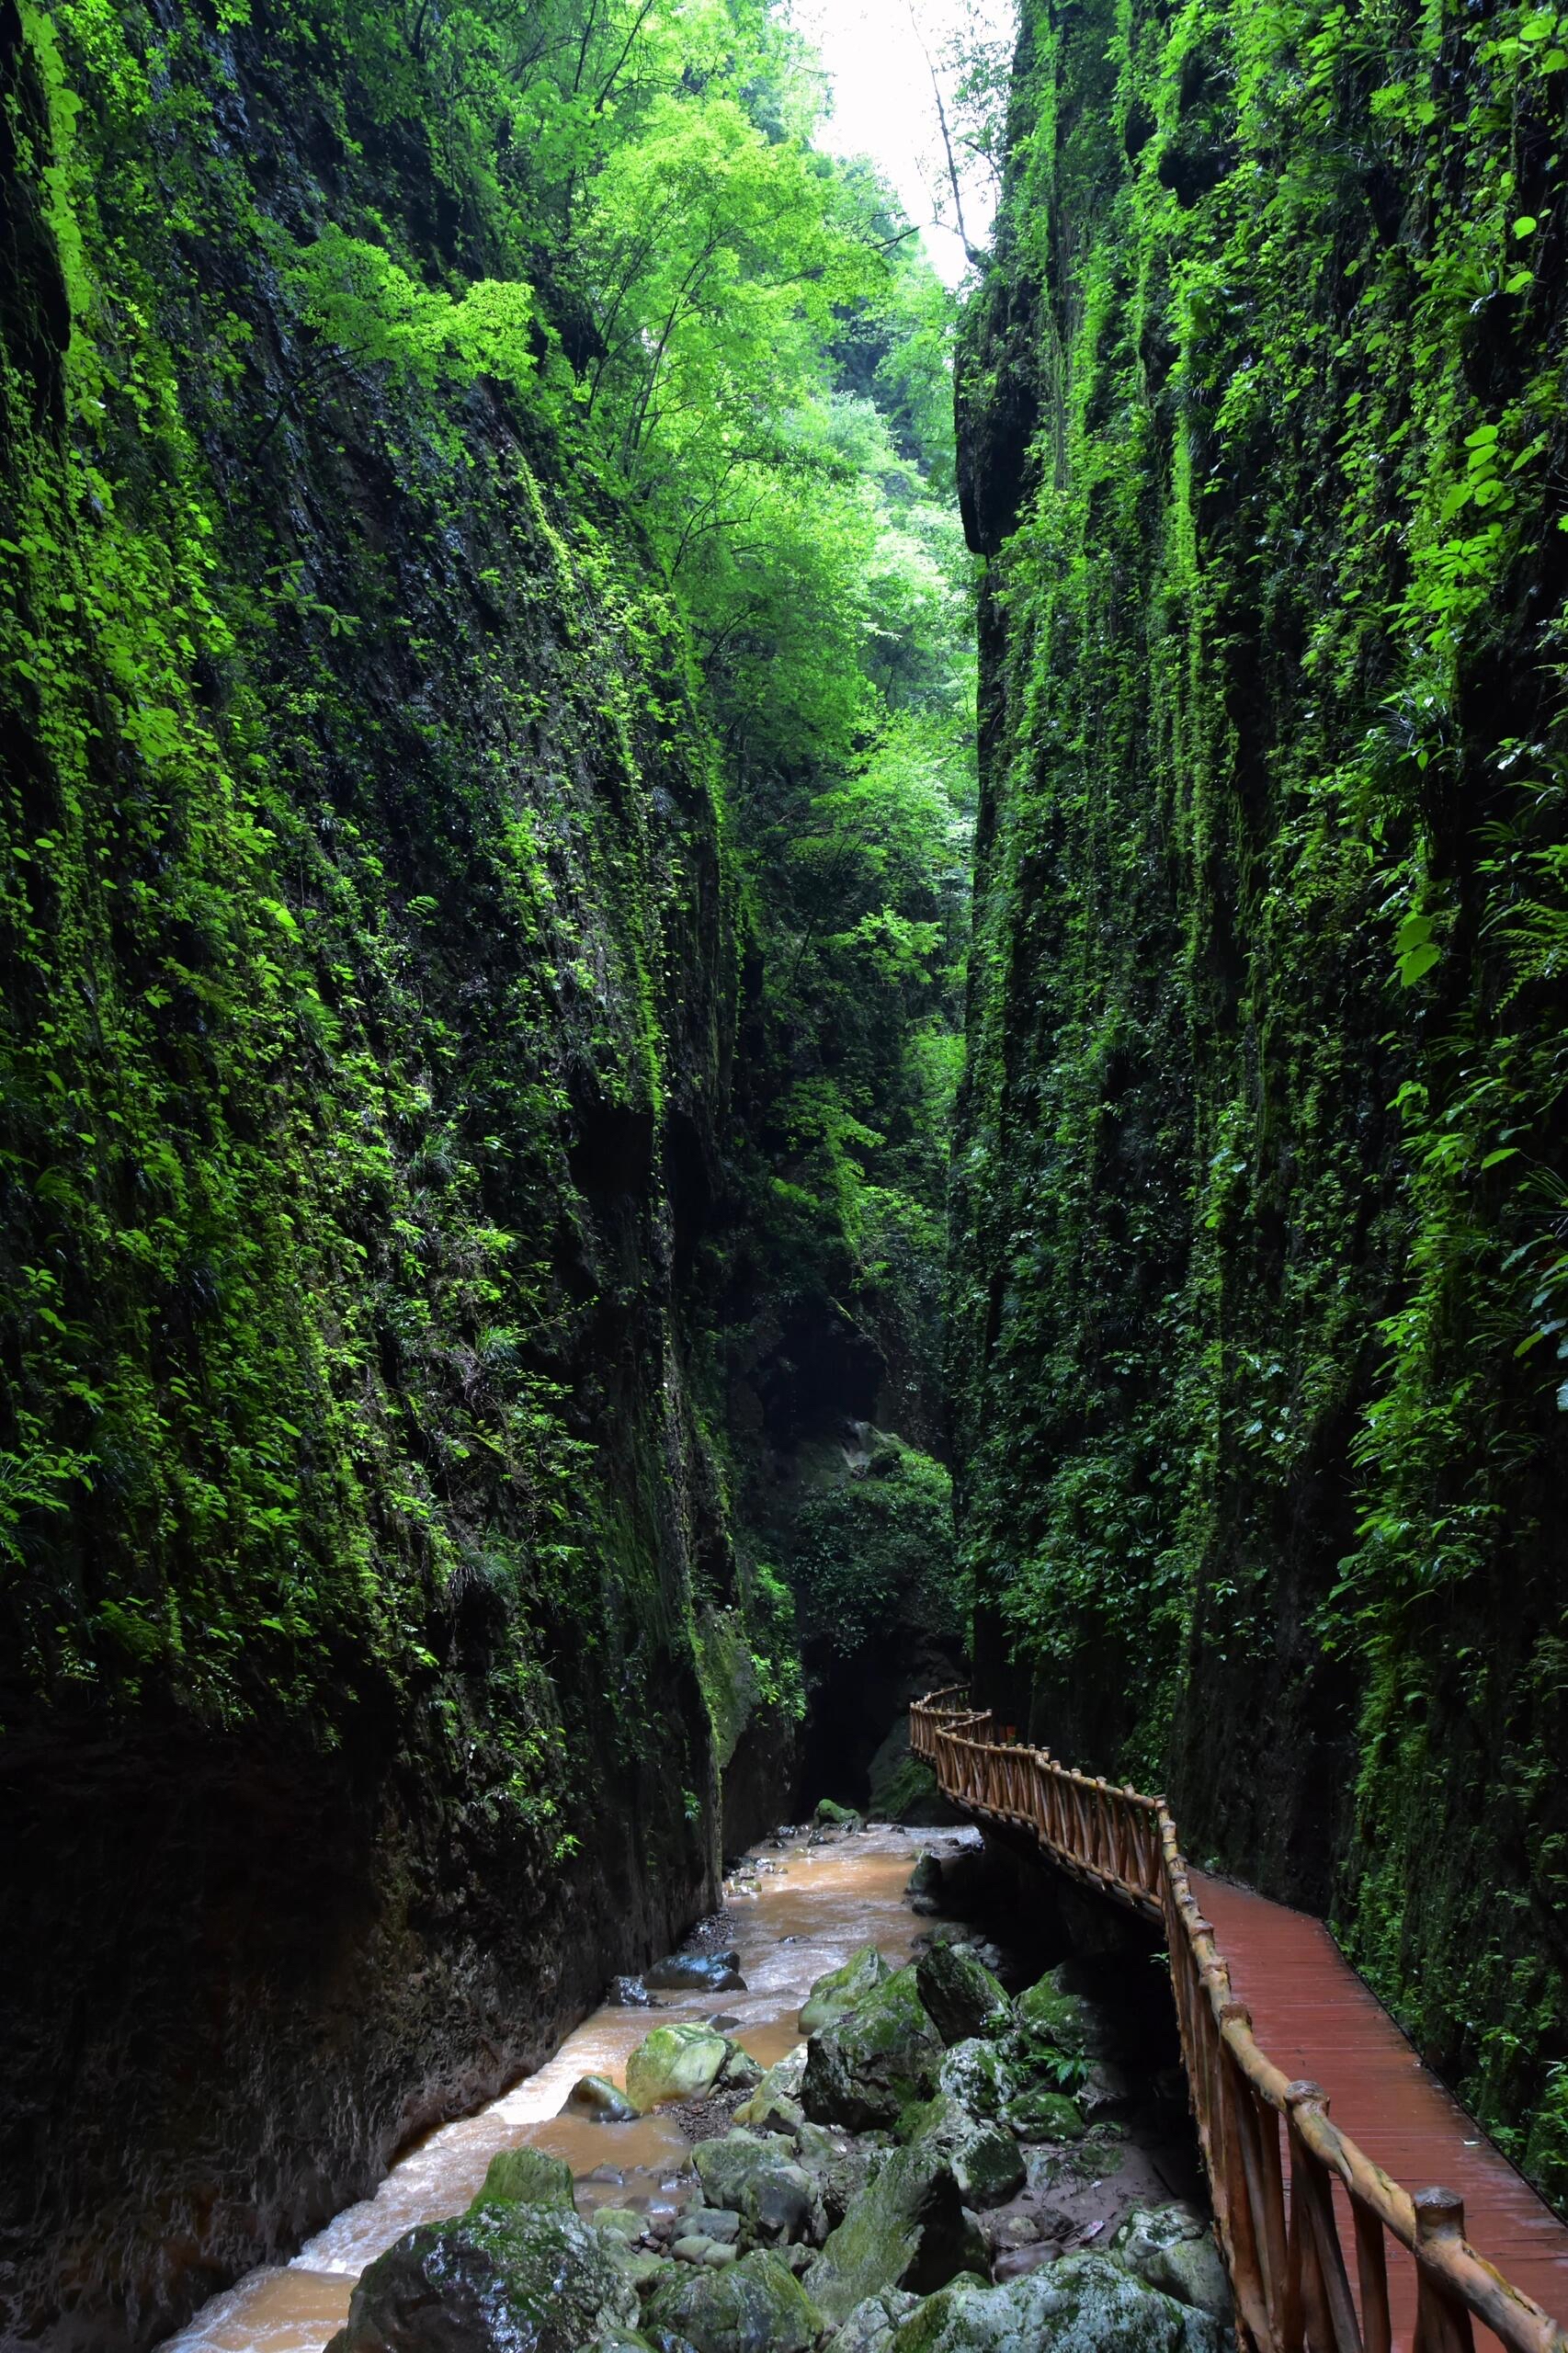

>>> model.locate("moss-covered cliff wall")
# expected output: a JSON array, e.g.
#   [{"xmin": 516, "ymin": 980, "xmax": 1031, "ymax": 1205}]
[
  {"xmin": 953, "ymin": 0, "xmax": 1568, "ymax": 2202},
  {"xmin": 0, "ymin": 2, "xmax": 784, "ymax": 2339}
]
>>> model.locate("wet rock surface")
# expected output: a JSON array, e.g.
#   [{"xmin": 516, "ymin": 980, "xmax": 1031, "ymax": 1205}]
[
  {"xmin": 322, "ymin": 1825, "xmax": 1230, "ymax": 2353},
  {"xmin": 801, "ymin": 1945, "xmax": 893, "ymax": 2035},
  {"xmin": 646, "ymin": 1950, "xmax": 748, "ymax": 1995},
  {"xmin": 625, "ymin": 2024, "xmax": 762, "ymax": 2113},
  {"xmin": 326, "ymin": 2202, "xmax": 640, "ymax": 2353},
  {"xmin": 802, "ymin": 1964, "xmax": 946, "ymax": 2129}
]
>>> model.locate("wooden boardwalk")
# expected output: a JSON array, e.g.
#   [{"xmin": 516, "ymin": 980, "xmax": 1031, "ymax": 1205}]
[
  {"xmin": 1196, "ymin": 1871, "xmax": 1568, "ymax": 2353},
  {"xmin": 911, "ymin": 1690, "xmax": 1568, "ymax": 2353}
]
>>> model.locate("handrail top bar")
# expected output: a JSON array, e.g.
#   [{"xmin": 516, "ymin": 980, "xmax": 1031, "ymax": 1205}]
[{"xmin": 911, "ymin": 1688, "xmax": 1568, "ymax": 2353}]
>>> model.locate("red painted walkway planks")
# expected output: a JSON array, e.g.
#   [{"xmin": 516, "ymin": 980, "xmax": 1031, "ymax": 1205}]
[{"xmin": 1191, "ymin": 1870, "xmax": 1568, "ymax": 2353}]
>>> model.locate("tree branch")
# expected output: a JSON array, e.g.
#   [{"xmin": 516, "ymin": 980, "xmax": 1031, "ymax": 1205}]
[{"xmin": 903, "ymin": 0, "xmax": 986, "ymax": 269}]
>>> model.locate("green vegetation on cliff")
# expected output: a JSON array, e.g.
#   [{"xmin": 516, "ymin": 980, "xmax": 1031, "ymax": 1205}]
[
  {"xmin": 951, "ymin": 0, "xmax": 1568, "ymax": 2198},
  {"xmin": 0, "ymin": 0, "xmax": 974, "ymax": 2338},
  {"xmin": 3, "ymin": 0, "xmax": 971, "ymax": 1753}
]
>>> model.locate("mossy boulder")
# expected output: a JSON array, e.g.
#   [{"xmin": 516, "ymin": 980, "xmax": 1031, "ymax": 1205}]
[
  {"xmin": 937, "ymin": 2040, "xmax": 1017, "ymax": 2121},
  {"xmin": 902, "ymin": 2096, "xmax": 1024, "ymax": 2210},
  {"xmin": 802, "ymin": 2143, "xmax": 988, "ymax": 2324},
  {"xmin": 867, "ymin": 1722, "xmax": 961, "ymax": 1828},
  {"xmin": 693, "ymin": 2131, "xmax": 820, "ymax": 2245},
  {"xmin": 592, "ymin": 2210, "xmax": 646, "ymax": 2242},
  {"xmin": 915, "ymin": 1946, "xmax": 1010, "ymax": 2047},
  {"xmin": 1012, "ymin": 1976, "xmax": 1112, "ymax": 2065},
  {"xmin": 643, "ymin": 2245, "xmax": 823, "ymax": 2353},
  {"xmin": 801, "ymin": 1945, "xmax": 893, "ymax": 2034},
  {"xmin": 1001, "ymin": 2086, "xmax": 1085, "ymax": 2143},
  {"xmin": 816, "ymin": 1799, "xmax": 864, "ymax": 1830},
  {"xmin": 794, "ymin": 2122, "xmax": 881, "ymax": 2226},
  {"xmin": 326, "ymin": 2202, "xmax": 638, "ymax": 2353},
  {"xmin": 569, "ymin": 2075, "xmax": 642, "ymax": 2123},
  {"xmin": 733, "ymin": 2046, "xmax": 809, "ymax": 2133},
  {"xmin": 884, "ymin": 2251, "xmax": 1231, "ymax": 2353},
  {"xmin": 1147, "ymin": 2240, "xmax": 1231, "ymax": 2320},
  {"xmin": 831, "ymin": 2288, "xmax": 924, "ymax": 2352},
  {"xmin": 627, "ymin": 2025, "xmax": 758, "ymax": 2111},
  {"xmin": 1111, "ymin": 2206, "xmax": 1232, "ymax": 2319},
  {"xmin": 906, "ymin": 1854, "xmax": 944, "ymax": 1914},
  {"xmin": 468, "ymin": 2145, "xmax": 577, "ymax": 2212},
  {"xmin": 802, "ymin": 1965, "xmax": 944, "ymax": 2130}
]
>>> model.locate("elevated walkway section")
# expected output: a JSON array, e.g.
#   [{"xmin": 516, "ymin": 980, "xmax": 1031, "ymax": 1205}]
[{"xmin": 912, "ymin": 1690, "xmax": 1568, "ymax": 2353}]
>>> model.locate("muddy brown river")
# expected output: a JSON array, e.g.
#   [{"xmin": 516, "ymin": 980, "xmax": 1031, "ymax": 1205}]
[{"xmin": 165, "ymin": 1823, "xmax": 977, "ymax": 2353}]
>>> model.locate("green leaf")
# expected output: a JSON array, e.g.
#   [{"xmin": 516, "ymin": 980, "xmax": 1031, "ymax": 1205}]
[
  {"xmin": 1512, "ymin": 215, "xmax": 1539, "ymax": 238},
  {"xmin": 1480, "ymin": 1148, "xmax": 1519, "ymax": 1169},
  {"xmin": 1398, "ymin": 941, "xmax": 1441, "ymax": 986}
]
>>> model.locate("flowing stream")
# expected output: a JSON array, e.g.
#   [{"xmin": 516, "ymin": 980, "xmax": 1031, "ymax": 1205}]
[{"xmin": 165, "ymin": 1822, "xmax": 978, "ymax": 2353}]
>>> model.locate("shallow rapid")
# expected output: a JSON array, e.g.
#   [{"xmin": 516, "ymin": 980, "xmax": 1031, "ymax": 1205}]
[{"xmin": 164, "ymin": 1822, "xmax": 976, "ymax": 2353}]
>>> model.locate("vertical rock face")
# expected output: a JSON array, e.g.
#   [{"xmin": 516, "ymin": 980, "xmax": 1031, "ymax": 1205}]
[
  {"xmin": 0, "ymin": 6, "xmax": 771, "ymax": 2347},
  {"xmin": 953, "ymin": 0, "xmax": 1568, "ymax": 2200}
]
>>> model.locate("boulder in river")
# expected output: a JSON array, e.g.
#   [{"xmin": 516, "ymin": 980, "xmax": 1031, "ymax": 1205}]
[
  {"xmin": 802, "ymin": 2142, "xmax": 988, "ymax": 2324},
  {"xmin": 801, "ymin": 1944, "xmax": 892, "ymax": 2034},
  {"xmin": 568, "ymin": 2074, "xmax": 642, "ymax": 2123},
  {"xmin": 643, "ymin": 2245, "xmax": 824, "ymax": 2352},
  {"xmin": 882, "ymin": 2250, "xmax": 1230, "ymax": 2353},
  {"xmin": 607, "ymin": 1975, "xmax": 658, "ymax": 2008},
  {"xmin": 325, "ymin": 2202, "xmax": 638, "ymax": 2353},
  {"xmin": 816, "ymin": 1798, "xmax": 865, "ymax": 1832},
  {"xmin": 803, "ymin": 1964, "xmax": 944, "ymax": 2130},
  {"xmin": 915, "ymin": 1946, "xmax": 1011, "ymax": 2048},
  {"xmin": 905, "ymin": 1854, "xmax": 944, "ymax": 1915},
  {"xmin": 626, "ymin": 2022, "xmax": 757, "ymax": 2110},
  {"xmin": 646, "ymin": 1948, "xmax": 747, "ymax": 1994},
  {"xmin": 467, "ymin": 2144, "xmax": 576, "ymax": 2212}
]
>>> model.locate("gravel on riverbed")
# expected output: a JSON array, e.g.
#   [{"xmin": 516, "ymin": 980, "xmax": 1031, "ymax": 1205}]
[{"xmin": 672, "ymin": 2086, "xmax": 755, "ymax": 2143}]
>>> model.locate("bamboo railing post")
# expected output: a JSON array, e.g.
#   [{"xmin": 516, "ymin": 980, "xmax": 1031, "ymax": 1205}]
[
  {"xmin": 1353, "ymin": 2199, "xmax": 1392, "ymax": 2353},
  {"xmin": 1413, "ymin": 2190, "xmax": 1478, "ymax": 2353},
  {"xmin": 1287, "ymin": 2082, "xmax": 1362, "ymax": 2353},
  {"xmin": 1207, "ymin": 1999, "xmax": 1275, "ymax": 2353}
]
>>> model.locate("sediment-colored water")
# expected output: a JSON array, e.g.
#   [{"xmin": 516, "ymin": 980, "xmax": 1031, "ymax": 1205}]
[{"xmin": 164, "ymin": 1822, "xmax": 978, "ymax": 2353}]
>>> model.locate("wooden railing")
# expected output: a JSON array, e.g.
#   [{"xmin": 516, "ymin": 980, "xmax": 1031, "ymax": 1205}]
[{"xmin": 909, "ymin": 1689, "xmax": 1568, "ymax": 2353}]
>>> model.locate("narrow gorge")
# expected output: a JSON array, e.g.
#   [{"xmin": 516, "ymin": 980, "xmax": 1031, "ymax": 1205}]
[{"xmin": 3, "ymin": 0, "xmax": 1567, "ymax": 2347}]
